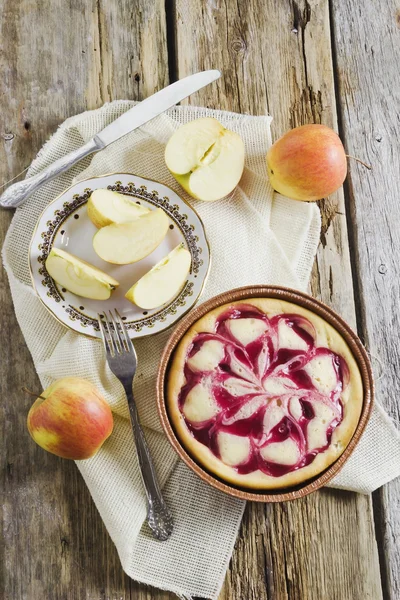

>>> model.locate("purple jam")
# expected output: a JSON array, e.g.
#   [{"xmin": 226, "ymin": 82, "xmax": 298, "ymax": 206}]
[{"xmin": 178, "ymin": 305, "xmax": 345, "ymax": 477}]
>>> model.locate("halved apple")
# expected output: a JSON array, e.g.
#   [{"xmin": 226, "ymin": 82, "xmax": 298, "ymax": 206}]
[
  {"xmin": 125, "ymin": 243, "xmax": 191, "ymax": 309},
  {"xmin": 87, "ymin": 189, "xmax": 150, "ymax": 228},
  {"xmin": 92, "ymin": 207, "xmax": 169, "ymax": 265},
  {"xmin": 45, "ymin": 247, "xmax": 119, "ymax": 300},
  {"xmin": 165, "ymin": 117, "xmax": 245, "ymax": 202}
]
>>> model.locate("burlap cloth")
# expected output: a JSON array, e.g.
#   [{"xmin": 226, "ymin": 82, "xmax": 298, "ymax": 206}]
[{"xmin": 3, "ymin": 102, "xmax": 400, "ymax": 600}]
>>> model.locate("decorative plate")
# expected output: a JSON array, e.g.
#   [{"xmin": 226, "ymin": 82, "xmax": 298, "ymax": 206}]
[{"xmin": 29, "ymin": 174, "xmax": 210, "ymax": 339}]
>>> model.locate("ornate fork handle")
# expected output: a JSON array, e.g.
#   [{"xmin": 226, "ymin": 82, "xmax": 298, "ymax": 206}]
[{"xmin": 125, "ymin": 386, "xmax": 173, "ymax": 541}]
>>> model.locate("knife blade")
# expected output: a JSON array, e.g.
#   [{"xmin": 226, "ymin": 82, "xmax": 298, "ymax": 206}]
[
  {"xmin": 0, "ymin": 70, "xmax": 221, "ymax": 209},
  {"xmin": 95, "ymin": 70, "xmax": 221, "ymax": 148}
]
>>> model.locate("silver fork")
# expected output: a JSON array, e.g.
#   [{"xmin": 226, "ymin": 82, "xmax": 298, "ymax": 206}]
[{"xmin": 98, "ymin": 310, "xmax": 173, "ymax": 541}]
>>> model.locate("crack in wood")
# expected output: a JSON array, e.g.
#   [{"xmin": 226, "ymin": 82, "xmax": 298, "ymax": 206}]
[
  {"xmin": 60, "ymin": 536, "xmax": 69, "ymax": 556},
  {"xmin": 6, "ymin": 462, "xmax": 13, "ymax": 478},
  {"xmin": 318, "ymin": 198, "xmax": 338, "ymax": 248},
  {"xmin": 292, "ymin": 0, "xmax": 312, "ymax": 89},
  {"xmin": 95, "ymin": 0, "xmax": 112, "ymax": 103},
  {"xmin": 278, "ymin": 507, "xmax": 291, "ymax": 599},
  {"xmin": 289, "ymin": 1, "xmax": 325, "ymax": 130},
  {"xmin": 96, "ymin": 0, "xmax": 105, "ymax": 103},
  {"xmin": 372, "ymin": 489, "xmax": 392, "ymax": 600},
  {"xmin": 165, "ymin": 0, "xmax": 177, "ymax": 83}
]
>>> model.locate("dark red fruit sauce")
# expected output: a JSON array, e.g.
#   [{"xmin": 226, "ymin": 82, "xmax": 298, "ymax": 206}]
[{"xmin": 178, "ymin": 305, "xmax": 348, "ymax": 477}]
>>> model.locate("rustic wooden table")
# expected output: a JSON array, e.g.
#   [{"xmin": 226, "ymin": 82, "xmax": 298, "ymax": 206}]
[{"xmin": 1, "ymin": 1, "xmax": 399, "ymax": 599}]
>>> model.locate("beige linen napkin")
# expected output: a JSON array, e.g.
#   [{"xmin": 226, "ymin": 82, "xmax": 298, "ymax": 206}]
[{"xmin": 3, "ymin": 102, "xmax": 400, "ymax": 600}]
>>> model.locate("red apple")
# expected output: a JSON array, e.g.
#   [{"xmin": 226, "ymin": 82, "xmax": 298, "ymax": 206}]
[
  {"xmin": 266, "ymin": 124, "xmax": 347, "ymax": 201},
  {"xmin": 27, "ymin": 377, "xmax": 113, "ymax": 460}
]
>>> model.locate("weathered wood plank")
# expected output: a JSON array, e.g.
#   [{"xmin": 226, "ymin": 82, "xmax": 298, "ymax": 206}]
[
  {"xmin": 174, "ymin": 1, "xmax": 382, "ymax": 598},
  {"xmin": 2, "ymin": 0, "xmax": 395, "ymax": 598},
  {"xmin": 0, "ymin": 1, "xmax": 172, "ymax": 599},
  {"xmin": 331, "ymin": 1, "xmax": 400, "ymax": 598}
]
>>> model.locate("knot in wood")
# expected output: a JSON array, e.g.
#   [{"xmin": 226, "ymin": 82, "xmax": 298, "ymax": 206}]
[
  {"xmin": 231, "ymin": 37, "xmax": 247, "ymax": 57},
  {"xmin": 378, "ymin": 264, "xmax": 387, "ymax": 275}
]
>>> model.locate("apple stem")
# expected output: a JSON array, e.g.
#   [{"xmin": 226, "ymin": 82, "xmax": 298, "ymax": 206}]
[
  {"xmin": 21, "ymin": 386, "xmax": 46, "ymax": 401},
  {"xmin": 345, "ymin": 154, "xmax": 372, "ymax": 170}
]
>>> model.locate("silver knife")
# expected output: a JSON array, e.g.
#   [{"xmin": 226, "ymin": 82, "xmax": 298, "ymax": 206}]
[{"xmin": 0, "ymin": 70, "xmax": 221, "ymax": 209}]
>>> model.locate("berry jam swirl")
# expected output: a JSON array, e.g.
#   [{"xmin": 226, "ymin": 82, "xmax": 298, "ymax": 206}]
[{"xmin": 178, "ymin": 305, "xmax": 349, "ymax": 477}]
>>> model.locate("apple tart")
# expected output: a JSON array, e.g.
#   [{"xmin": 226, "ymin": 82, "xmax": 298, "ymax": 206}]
[{"xmin": 167, "ymin": 298, "xmax": 363, "ymax": 489}]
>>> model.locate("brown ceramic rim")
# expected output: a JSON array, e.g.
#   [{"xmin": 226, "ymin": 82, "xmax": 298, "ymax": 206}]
[{"xmin": 156, "ymin": 285, "xmax": 374, "ymax": 502}]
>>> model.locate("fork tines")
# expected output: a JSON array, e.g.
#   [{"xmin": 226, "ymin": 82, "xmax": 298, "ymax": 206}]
[{"xmin": 98, "ymin": 309, "xmax": 133, "ymax": 356}]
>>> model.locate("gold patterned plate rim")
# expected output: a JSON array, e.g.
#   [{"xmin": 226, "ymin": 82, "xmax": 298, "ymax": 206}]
[{"xmin": 29, "ymin": 173, "xmax": 211, "ymax": 340}]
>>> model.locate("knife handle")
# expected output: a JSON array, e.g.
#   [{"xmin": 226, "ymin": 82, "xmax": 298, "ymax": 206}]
[{"xmin": 0, "ymin": 138, "xmax": 100, "ymax": 209}]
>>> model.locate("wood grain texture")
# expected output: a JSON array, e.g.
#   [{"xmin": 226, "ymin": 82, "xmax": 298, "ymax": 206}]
[
  {"xmin": 0, "ymin": 1, "xmax": 173, "ymax": 599},
  {"xmin": 174, "ymin": 1, "xmax": 382, "ymax": 598},
  {"xmin": 330, "ymin": 1, "xmax": 400, "ymax": 597},
  {"xmin": 1, "ymin": 0, "xmax": 398, "ymax": 599}
]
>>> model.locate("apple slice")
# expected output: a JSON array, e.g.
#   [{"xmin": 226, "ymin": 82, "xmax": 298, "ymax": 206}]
[
  {"xmin": 87, "ymin": 189, "xmax": 150, "ymax": 228},
  {"xmin": 92, "ymin": 207, "xmax": 169, "ymax": 265},
  {"xmin": 45, "ymin": 247, "xmax": 119, "ymax": 300},
  {"xmin": 125, "ymin": 243, "xmax": 191, "ymax": 309},
  {"xmin": 165, "ymin": 117, "xmax": 245, "ymax": 202}
]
